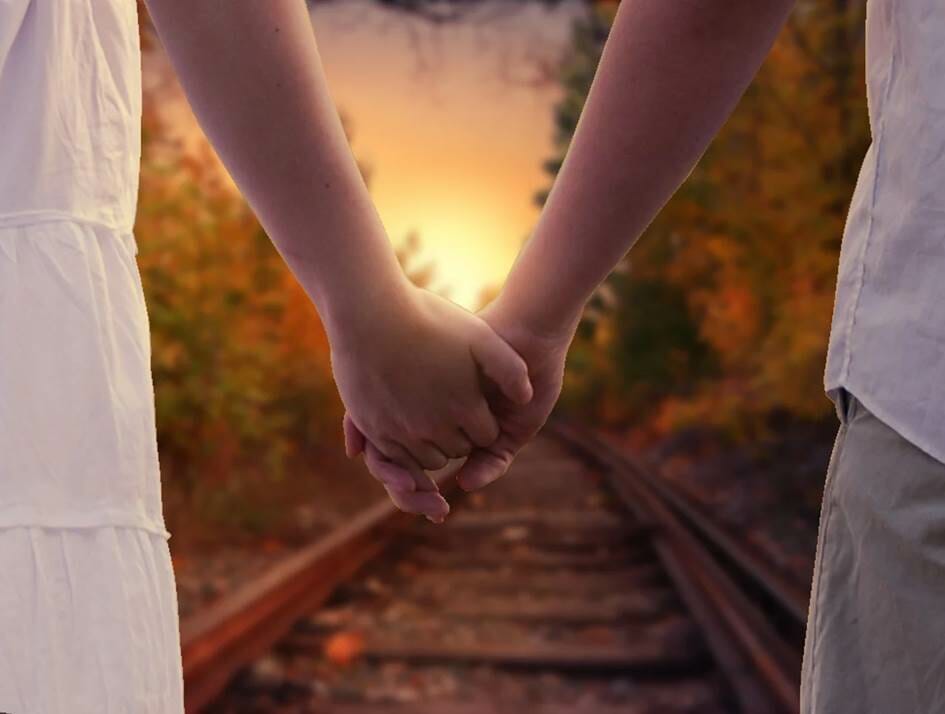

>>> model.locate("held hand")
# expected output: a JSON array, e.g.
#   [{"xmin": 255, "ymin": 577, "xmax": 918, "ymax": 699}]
[
  {"xmin": 330, "ymin": 284, "xmax": 533, "ymax": 518},
  {"xmin": 452, "ymin": 300, "xmax": 574, "ymax": 491},
  {"xmin": 343, "ymin": 414, "xmax": 453, "ymax": 522},
  {"xmin": 345, "ymin": 296, "xmax": 575, "ymax": 515}
]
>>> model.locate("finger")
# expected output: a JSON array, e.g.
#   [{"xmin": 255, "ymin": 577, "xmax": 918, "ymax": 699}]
[
  {"xmin": 377, "ymin": 439, "xmax": 426, "ymax": 474},
  {"xmin": 343, "ymin": 412, "xmax": 366, "ymax": 458},
  {"xmin": 454, "ymin": 433, "xmax": 520, "ymax": 491},
  {"xmin": 456, "ymin": 449, "xmax": 511, "ymax": 491},
  {"xmin": 456, "ymin": 449, "xmax": 512, "ymax": 491},
  {"xmin": 373, "ymin": 440, "xmax": 439, "ymax": 493},
  {"xmin": 430, "ymin": 431, "xmax": 473, "ymax": 460},
  {"xmin": 384, "ymin": 486, "xmax": 450, "ymax": 523},
  {"xmin": 410, "ymin": 467, "xmax": 440, "ymax": 492},
  {"xmin": 365, "ymin": 443, "xmax": 449, "ymax": 521},
  {"xmin": 460, "ymin": 400, "xmax": 501, "ymax": 448},
  {"xmin": 404, "ymin": 440, "xmax": 449, "ymax": 471},
  {"xmin": 361, "ymin": 440, "xmax": 416, "ymax": 492},
  {"xmin": 470, "ymin": 328, "xmax": 533, "ymax": 406}
]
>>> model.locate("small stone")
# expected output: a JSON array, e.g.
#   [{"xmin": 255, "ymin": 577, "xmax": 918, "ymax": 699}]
[{"xmin": 249, "ymin": 655, "xmax": 285, "ymax": 686}]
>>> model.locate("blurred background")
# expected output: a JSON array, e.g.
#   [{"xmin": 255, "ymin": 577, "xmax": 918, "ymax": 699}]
[{"xmin": 135, "ymin": 0, "xmax": 867, "ymax": 709}]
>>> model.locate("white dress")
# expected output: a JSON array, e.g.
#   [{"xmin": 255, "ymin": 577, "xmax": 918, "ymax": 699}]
[{"xmin": 0, "ymin": 0, "xmax": 184, "ymax": 711}]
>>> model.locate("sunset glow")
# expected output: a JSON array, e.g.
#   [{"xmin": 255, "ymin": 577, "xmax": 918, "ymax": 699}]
[
  {"xmin": 143, "ymin": 0, "xmax": 583, "ymax": 309},
  {"xmin": 310, "ymin": 1, "xmax": 584, "ymax": 307}
]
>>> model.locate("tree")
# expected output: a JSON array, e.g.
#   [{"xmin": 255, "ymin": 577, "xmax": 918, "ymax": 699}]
[{"xmin": 539, "ymin": 0, "xmax": 869, "ymax": 436}]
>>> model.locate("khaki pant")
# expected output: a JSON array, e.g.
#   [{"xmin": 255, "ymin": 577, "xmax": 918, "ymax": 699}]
[{"xmin": 800, "ymin": 388, "xmax": 945, "ymax": 713}]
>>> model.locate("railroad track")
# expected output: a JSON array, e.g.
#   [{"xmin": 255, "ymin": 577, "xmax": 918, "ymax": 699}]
[{"xmin": 182, "ymin": 423, "xmax": 809, "ymax": 714}]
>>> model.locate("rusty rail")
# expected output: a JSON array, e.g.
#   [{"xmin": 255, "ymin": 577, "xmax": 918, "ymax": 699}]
[
  {"xmin": 549, "ymin": 420, "xmax": 806, "ymax": 713},
  {"xmin": 179, "ymin": 466, "xmax": 459, "ymax": 712},
  {"xmin": 181, "ymin": 425, "xmax": 807, "ymax": 713}
]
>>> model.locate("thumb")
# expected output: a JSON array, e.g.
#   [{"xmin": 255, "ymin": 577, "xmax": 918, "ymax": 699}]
[
  {"xmin": 343, "ymin": 412, "xmax": 367, "ymax": 458},
  {"xmin": 470, "ymin": 328, "xmax": 533, "ymax": 406},
  {"xmin": 454, "ymin": 433, "xmax": 518, "ymax": 491}
]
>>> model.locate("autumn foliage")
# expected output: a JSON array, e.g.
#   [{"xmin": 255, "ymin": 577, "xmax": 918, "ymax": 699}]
[
  {"xmin": 135, "ymin": 87, "xmax": 354, "ymax": 536},
  {"xmin": 134, "ymin": 0, "xmax": 868, "ymax": 537},
  {"xmin": 551, "ymin": 0, "xmax": 868, "ymax": 440}
]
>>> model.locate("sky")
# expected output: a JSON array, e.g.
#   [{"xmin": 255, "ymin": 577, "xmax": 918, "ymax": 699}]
[{"xmin": 143, "ymin": 0, "xmax": 586, "ymax": 308}]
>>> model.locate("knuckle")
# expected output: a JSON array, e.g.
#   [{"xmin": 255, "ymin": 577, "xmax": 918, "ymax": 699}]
[
  {"xmin": 401, "ymin": 422, "xmax": 427, "ymax": 443},
  {"xmin": 446, "ymin": 401, "xmax": 468, "ymax": 423},
  {"xmin": 448, "ymin": 392, "xmax": 479, "ymax": 418},
  {"xmin": 483, "ymin": 416, "xmax": 501, "ymax": 438},
  {"xmin": 420, "ymin": 446, "xmax": 447, "ymax": 469},
  {"xmin": 471, "ymin": 429, "xmax": 498, "ymax": 449},
  {"xmin": 438, "ymin": 437, "xmax": 467, "ymax": 459},
  {"xmin": 469, "ymin": 398, "xmax": 492, "ymax": 419},
  {"xmin": 376, "ymin": 426, "xmax": 401, "ymax": 445},
  {"xmin": 384, "ymin": 445, "xmax": 413, "ymax": 468}
]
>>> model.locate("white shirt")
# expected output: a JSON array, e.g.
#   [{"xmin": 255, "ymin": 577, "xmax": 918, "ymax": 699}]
[{"xmin": 825, "ymin": 0, "xmax": 945, "ymax": 465}]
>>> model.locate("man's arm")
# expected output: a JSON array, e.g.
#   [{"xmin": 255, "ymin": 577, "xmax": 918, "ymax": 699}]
[
  {"xmin": 498, "ymin": 0, "xmax": 798, "ymax": 339},
  {"xmin": 143, "ymin": 0, "xmax": 533, "ymax": 518},
  {"xmin": 453, "ymin": 0, "xmax": 798, "ymax": 489}
]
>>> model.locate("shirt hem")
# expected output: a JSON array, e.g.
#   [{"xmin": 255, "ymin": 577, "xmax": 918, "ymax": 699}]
[
  {"xmin": 0, "ymin": 508, "xmax": 171, "ymax": 540},
  {"xmin": 825, "ymin": 378, "xmax": 945, "ymax": 469}
]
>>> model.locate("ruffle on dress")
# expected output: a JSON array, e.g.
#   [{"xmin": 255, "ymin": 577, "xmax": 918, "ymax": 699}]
[{"xmin": 0, "ymin": 218, "xmax": 169, "ymax": 539}]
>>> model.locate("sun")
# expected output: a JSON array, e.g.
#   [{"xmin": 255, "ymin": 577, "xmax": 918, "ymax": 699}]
[{"xmin": 393, "ymin": 208, "xmax": 521, "ymax": 311}]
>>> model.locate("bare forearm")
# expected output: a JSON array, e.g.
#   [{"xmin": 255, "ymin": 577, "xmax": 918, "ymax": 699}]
[
  {"xmin": 143, "ymin": 0, "xmax": 409, "ymax": 338},
  {"xmin": 499, "ymin": 0, "xmax": 796, "ymax": 336}
]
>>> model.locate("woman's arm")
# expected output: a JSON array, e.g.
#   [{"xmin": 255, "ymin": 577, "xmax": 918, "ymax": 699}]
[
  {"xmin": 145, "ymin": 0, "xmax": 398, "ymax": 325},
  {"xmin": 143, "ymin": 0, "xmax": 532, "ymax": 518}
]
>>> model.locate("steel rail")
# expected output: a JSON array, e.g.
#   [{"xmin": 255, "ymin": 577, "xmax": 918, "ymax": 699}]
[
  {"xmin": 595, "ymin": 427, "xmax": 810, "ymax": 625},
  {"xmin": 179, "ymin": 465, "xmax": 460, "ymax": 712},
  {"xmin": 549, "ymin": 420, "xmax": 805, "ymax": 714},
  {"xmin": 181, "ymin": 424, "xmax": 807, "ymax": 713}
]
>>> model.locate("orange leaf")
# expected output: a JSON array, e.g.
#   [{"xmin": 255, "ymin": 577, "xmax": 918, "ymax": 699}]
[{"xmin": 324, "ymin": 631, "xmax": 365, "ymax": 667}]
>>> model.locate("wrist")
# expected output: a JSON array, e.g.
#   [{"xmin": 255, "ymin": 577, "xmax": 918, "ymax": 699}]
[
  {"xmin": 488, "ymin": 289, "xmax": 582, "ymax": 347},
  {"xmin": 480, "ymin": 291, "xmax": 579, "ymax": 368},
  {"xmin": 320, "ymin": 269, "xmax": 417, "ymax": 354}
]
